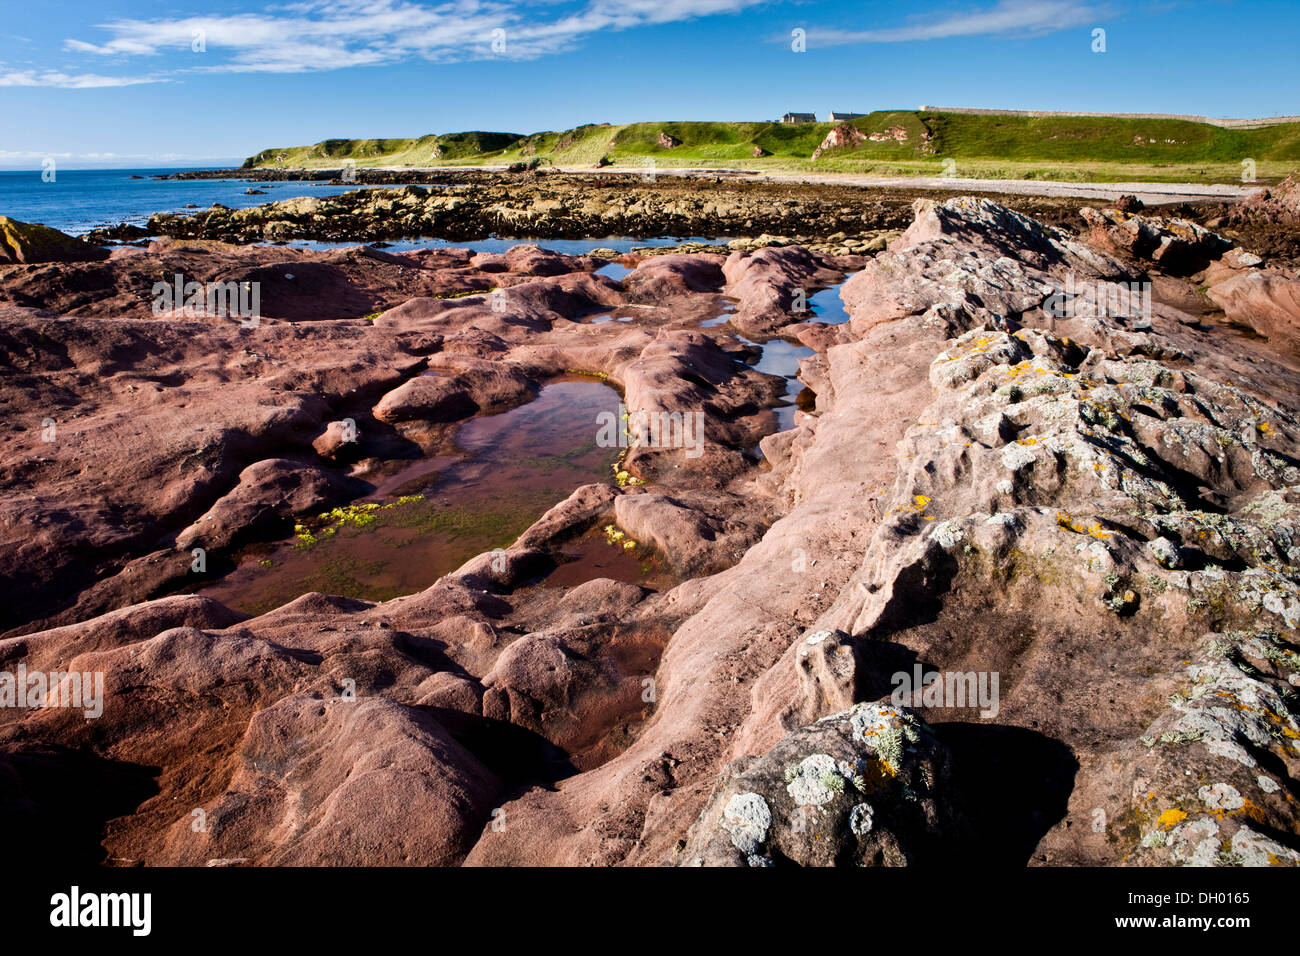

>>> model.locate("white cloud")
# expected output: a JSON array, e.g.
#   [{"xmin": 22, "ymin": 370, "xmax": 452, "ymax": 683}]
[
  {"xmin": 0, "ymin": 69, "xmax": 163, "ymax": 88},
  {"xmin": 806, "ymin": 0, "xmax": 1111, "ymax": 45},
  {"xmin": 55, "ymin": 0, "xmax": 768, "ymax": 77}
]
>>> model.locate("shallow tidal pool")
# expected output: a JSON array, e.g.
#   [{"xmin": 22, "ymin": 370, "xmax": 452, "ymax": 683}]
[{"xmin": 198, "ymin": 378, "xmax": 625, "ymax": 614}]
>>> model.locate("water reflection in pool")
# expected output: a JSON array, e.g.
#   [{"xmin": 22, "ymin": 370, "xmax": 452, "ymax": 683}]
[
  {"xmin": 808, "ymin": 281, "xmax": 851, "ymax": 325},
  {"xmin": 198, "ymin": 379, "xmax": 623, "ymax": 614},
  {"xmin": 594, "ymin": 261, "xmax": 633, "ymax": 281},
  {"xmin": 738, "ymin": 335, "xmax": 815, "ymax": 436}
]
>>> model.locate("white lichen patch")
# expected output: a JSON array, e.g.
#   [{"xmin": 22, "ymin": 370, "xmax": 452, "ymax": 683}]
[
  {"xmin": 1146, "ymin": 536, "xmax": 1182, "ymax": 569},
  {"xmin": 1001, "ymin": 442, "xmax": 1039, "ymax": 473},
  {"xmin": 1197, "ymin": 782, "xmax": 1244, "ymax": 811},
  {"xmin": 931, "ymin": 521, "xmax": 965, "ymax": 550},
  {"xmin": 722, "ymin": 791, "xmax": 771, "ymax": 855},
  {"xmin": 784, "ymin": 753, "xmax": 845, "ymax": 807},
  {"xmin": 1140, "ymin": 830, "xmax": 1169, "ymax": 849},
  {"xmin": 1162, "ymin": 651, "xmax": 1300, "ymax": 768},
  {"xmin": 1229, "ymin": 827, "xmax": 1300, "ymax": 866},
  {"xmin": 849, "ymin": 802, "xmax": 875, "ymax": 837},
  {"xmin": 1166, "ymin": 817, "xmax": 1220, "ymax": 866}
]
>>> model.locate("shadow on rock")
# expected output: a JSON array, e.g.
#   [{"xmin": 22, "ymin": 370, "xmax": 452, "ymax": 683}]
[
  {"xmin": 421, "ymin": 706, "xmax": 578, "ymax": 795},
  {"xmin": 0, "ymin": 743, "xmax": 159, "ymax": 866},
  {"xmin": 932, "ymin": 722, "xmax": 1077, "ymax": 865}
]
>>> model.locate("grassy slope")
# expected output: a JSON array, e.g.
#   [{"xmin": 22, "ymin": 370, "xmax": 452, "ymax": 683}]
[
  {"xmin": 243, "ymin": 131, "xmax": 523, "ymax": 168},
  {"xmin": 244, "ymin": 111, "xmax": 1300, "ymax": 184}
]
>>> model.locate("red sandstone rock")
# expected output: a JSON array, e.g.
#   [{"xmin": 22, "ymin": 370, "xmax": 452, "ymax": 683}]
[
  {"xmin": 1207, "ymin": 268, "xmax": 1300, "ymax": 357},
  {"xmin": 811, "ymin": 123, "xmax": 867, "ymax": 160},
  {"xmin": 4, "ymin": 191, "xmax": 1300, "ymax": 872}
]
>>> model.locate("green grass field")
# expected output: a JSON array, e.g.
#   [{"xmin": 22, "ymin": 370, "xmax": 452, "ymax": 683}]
[{"xmin": 243, "ymin": 111, "xmax": 1300, "ymax": 184}]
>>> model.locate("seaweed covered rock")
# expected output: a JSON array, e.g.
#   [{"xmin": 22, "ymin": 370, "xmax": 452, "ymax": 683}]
[
  {"xmin": 175, "ymin": 458, "xmax": 365, "ymax": 550},
  {"xmin": 1079, "ymin": 206, "xmax": 1234, "ymax": 275},
  {"xmin": 0, "ymin": 215, "xmax": 107, "ymax": 264}
]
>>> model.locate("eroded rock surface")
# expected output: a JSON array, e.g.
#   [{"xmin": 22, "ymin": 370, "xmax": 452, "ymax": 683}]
[{"xmin": 3, "ymin": 187, "xmax": 1298, "ymax": 868}]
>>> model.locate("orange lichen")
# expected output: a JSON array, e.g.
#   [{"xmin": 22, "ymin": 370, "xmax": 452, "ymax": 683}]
[{"xmin": 1156, "ymin": 807, "xmax": 1187, "ymax": 829}]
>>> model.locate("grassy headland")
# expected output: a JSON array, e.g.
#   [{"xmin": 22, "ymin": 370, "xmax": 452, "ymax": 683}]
[{"xmin": 243, "ymin": 110, "xmax": 1300, "ymax": 184}]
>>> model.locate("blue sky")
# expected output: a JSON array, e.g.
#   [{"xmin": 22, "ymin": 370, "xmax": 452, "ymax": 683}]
[{"xmin": 1, "ymin": 0, "xmax": 1296, "ymax": 168}]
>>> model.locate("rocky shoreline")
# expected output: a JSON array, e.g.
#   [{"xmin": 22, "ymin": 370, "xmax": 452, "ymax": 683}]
[
  {"xmin": 140, "ymin": 171, "xmax": 1100, "ymax": 249},
  {"xmin": 128, "ymin": 170, "xmax": 1300, "ymax": 265},
  {"xmin": 1, "ymin": 176, "xmax": 1299, "ymax": 867}
]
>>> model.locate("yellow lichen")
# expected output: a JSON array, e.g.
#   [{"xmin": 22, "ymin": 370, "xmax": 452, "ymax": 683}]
[{"xmin": 1157, "ymin": 807, "xmax": 1187, "ymax": 829}]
